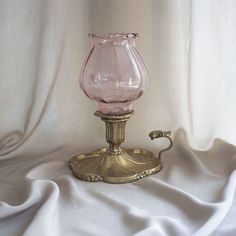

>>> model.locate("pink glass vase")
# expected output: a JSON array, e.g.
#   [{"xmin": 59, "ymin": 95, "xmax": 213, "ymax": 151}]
[{"xmin": 80, "ymin": 33, "xmax": 149, "ymax": 114}]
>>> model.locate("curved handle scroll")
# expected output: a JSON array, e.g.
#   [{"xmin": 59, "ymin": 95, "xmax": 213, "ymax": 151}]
[{"xmin": 149, "ymin": 130, "xmax": 173, "ymax": 161}]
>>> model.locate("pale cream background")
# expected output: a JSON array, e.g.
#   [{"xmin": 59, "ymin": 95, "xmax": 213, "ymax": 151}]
[{"xmin": 0, "ymin": 1, "xmax": 236, "ymax": 235}]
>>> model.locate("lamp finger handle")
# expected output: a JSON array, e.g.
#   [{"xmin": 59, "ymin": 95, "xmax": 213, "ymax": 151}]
[{"xmin": 149, "ymin": 130, "xmax": 173, "ymax": 161}]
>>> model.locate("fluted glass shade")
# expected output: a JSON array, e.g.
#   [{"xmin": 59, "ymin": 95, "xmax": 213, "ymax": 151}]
[{"xmin": 80, "ymin": 33, "xmax": 149, "ymax": 114}]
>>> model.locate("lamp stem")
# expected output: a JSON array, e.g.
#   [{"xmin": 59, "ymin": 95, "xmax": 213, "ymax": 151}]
[
  {"xmin": 95, "ymin": 111, "xmax": 134, "ymax": 155},
  {"xmin": 105, "ymin": 119, "xmax": 126, "ymax": 154}
]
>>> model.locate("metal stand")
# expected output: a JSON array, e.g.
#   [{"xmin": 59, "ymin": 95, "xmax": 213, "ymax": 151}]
[{"xmin": 69, "ymin": 111, "xmax": 172, "ymax": 184}]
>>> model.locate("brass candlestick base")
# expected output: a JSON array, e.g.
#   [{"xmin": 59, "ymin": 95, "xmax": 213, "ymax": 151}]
[{"xmin": 69, "ymin": 111, "xmax": 172, "ymax": 184}]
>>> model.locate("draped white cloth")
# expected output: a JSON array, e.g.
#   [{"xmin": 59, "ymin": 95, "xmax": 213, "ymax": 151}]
[{"xmin": 0, "ymin": 0, "xmax": 236, "ymax": 235}]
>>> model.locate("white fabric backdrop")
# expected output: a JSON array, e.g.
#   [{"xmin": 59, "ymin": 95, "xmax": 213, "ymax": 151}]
[{"xmin": 0, "ymin": 0, "xmax": 236, "ymax": 235}]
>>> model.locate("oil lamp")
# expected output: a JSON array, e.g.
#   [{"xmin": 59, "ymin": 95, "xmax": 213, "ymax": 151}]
[{"xmin": 69, "ymin": 33, "xmax": 172, "ymax": 184}]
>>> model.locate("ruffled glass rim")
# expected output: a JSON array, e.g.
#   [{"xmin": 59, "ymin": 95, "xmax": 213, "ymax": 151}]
[{"xmin": 88, "ymin": 33, "xmax": 139, "ymax": 39}]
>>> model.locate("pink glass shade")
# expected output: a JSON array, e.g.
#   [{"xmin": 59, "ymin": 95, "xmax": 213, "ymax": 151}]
[{"xmin": 80, "ymin": 33, "xmax": 149, "ymax": 114}]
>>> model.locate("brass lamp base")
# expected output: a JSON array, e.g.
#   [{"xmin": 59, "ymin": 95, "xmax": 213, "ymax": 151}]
[
  {"xmin": 69, "ymin": 147, "xmax": 162, "ymax": 184},
  {"xmin": 69, "ymin": 111, "xmax": 172, "ymax": 184}
]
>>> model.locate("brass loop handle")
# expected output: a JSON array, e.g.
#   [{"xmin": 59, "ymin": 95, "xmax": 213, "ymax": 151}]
[{"xmin": 149, "ymin": 130, "xmax": 173, "ymax": 161}]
